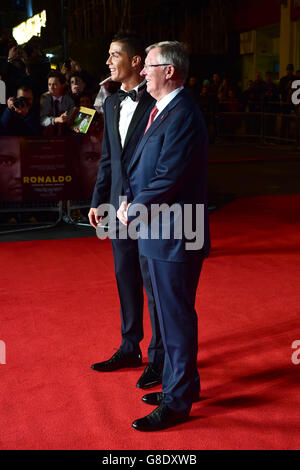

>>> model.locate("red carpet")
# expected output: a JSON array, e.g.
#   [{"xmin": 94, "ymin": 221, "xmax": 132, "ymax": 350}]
[{"xmin": 1, "ymin": 194, "xmax": 300, "ymax": 450}]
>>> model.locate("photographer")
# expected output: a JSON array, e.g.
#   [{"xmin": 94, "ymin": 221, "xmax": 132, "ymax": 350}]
[
  {"xmin": 0, "ymin": 85, "xmax": 40, "ymax": 136},
  {"xmin": 0, "ymin": 42, "xmax": 28, "ymax": 98}
]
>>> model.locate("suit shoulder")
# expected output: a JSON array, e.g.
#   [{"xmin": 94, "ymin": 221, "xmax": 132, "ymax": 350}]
[
  {"xmin": 105, "ymin": 92, "xmax": 118, "ymax": 106},
  {"xmin": 40, "ymin": 91, "xmax": 50, "ymax": 101},
  {"xmin": 40, "ymin": 92, "xmax": 50, "ymax": 106},
  {"xmin": 172, "ymin": 93, "xmax": 200, "ymax": 117}
]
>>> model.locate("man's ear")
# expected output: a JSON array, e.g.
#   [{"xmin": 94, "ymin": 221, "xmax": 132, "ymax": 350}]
[
  {"xmin": 132, "ymin": 55, "xmax": 142, "ymax": 68},
  {"xmin": 165, "ymin": 65, "xmax": 176, "ymax": 79}
]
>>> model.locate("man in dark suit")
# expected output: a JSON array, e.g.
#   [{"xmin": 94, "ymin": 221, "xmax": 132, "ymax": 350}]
[
  {"xmin": 118, "ymin": 41, "xmax": 210, "ymax": 431},
  {"xmin": 40, "ymin": 71, "xmax": 74, "ymax": 135},
  {"xmin": 88, "ymin": 32, "xmax": 164, "ymax": 389}
]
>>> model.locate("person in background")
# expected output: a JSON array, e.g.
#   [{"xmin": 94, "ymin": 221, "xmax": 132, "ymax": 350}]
[
  {"xmin": 69, "ymin": 71, "xmax": 88, "ymax": 106},
  {"xmin": 279, "ymin": 64, "xmax": 296, "ymax": 104},
  {"xmin": 263, "ymin": 71, "xmax": 279, "ymax": 113},
  {"xmin": 23, "ymin": 36, "xmax": 50, "ymax": 100},
  {"xmin": 185, "ymin": 75, "xmax": 200, "ymax": 103},
  {"xmin": 40, "ymin": 70, "xmax": 74, "ymax": 135},
  {"xmin": 0, "ymin": 84, "xmax": 40, "ymax": 136},
  {"xmin": 209, "ymin": 72, "xmax": 221, "ymax": 96},
  {"xmin": 1, "ymin": 41, "xmax": 28, "ymax": 99}
]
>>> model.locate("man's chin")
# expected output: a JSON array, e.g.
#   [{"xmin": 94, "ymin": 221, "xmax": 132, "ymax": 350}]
[{"xmin": 110, "ymin": 73, "xmax": 120, "ymax": 82}]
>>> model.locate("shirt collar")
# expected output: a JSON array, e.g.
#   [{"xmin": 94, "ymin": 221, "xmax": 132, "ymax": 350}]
[
  {"xmin": 52, "ymin": 95, "xmax": 63, "ymax": 103},
  {"xmin": 120, "ymin": 79, "xmax": 146, "ymax": 101},
  {"xmin": 156, "ymin": 86, "xmax": 184, "ymax": 114}
]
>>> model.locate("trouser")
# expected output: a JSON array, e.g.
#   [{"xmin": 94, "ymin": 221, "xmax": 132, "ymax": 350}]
[
  {"xmin": 147, "ymin": 256, "xmax": 204, "ymax": 413},
  {"xmin": 111, "ymin": 237, "xmax": 164, "ymax": 369}
]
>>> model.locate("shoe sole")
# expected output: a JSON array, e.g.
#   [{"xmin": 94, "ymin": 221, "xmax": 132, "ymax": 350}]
[
  {"xmin": 132, "ymin": 416, "xmax": 189, "ymax": 432},
  {"xmin": 91, "ymin": 362, "xmax": 142, "ymax": 372},
  {"xmin": 142, "ymin": 396, "xmax": 200, "ymax": 406},
  {"xmin": 136, "ymin": 379, "xmax": 162, "ymax": 389}
]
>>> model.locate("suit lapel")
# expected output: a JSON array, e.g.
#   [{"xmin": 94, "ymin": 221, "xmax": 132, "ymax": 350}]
[
  {"xmin": 128, "ymin": 90, "xmax": 185, "ymax": 174},
  {"xmin": 122, "ymin": 91, "xmax": 154, "ymax": 152},
  {"xmin": 111, "ymin": 94, "xmax": 122, "ymax": 152}
]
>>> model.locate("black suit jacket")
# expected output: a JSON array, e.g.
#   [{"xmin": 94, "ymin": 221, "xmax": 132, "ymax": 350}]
[{"xmin": 91, "ymin": 89, "xmax": 155, "ymax": 210}]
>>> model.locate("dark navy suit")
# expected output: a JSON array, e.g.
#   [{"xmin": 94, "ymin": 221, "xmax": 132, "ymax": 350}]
[
  {"xmin": 91, "ymin": 89, "xmax": 164, "ymax": 368},
  {"xmin": 127, "ymin": 89, "xmax": 210, "ymax": 413}
]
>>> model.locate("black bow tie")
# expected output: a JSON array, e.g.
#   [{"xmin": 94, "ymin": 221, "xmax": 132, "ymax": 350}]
[{"xmin": 118, "ymin": 89, "xmax": 137, "ymax": 102}]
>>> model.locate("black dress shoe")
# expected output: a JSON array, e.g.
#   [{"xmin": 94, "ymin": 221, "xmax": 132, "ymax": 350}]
[
  {"xmin": 142, "ymin": 391, "xmax": 200, "ymax": 406},
  {"xmin": 132, "ymin": 403, "xmax": 189, "ymax": 432},
  {"xmin": 91, "ymin": 349, "xmax": 142, "ymax": 372},
  {"xmin": 136, "ymin": 363, "xmax": 162, "ymax": 389}
]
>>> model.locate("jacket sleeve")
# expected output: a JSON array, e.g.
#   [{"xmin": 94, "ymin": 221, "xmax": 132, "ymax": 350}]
[
  {"xmin": 0, "ymin": 107, "xmax": 40, "ymax": 136},
  {"xmin": 40, "ymin": 94, "xmax": 54, "ymax": 127},
  {"xmin": 90, "ymin": 99, "xmax": 112, "ymax": 208}
]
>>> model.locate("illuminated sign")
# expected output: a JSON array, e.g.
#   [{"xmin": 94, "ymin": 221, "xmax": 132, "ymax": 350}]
[{"xmin": 13, "ymin": 10, "xmax": 47, "ymax": 45}]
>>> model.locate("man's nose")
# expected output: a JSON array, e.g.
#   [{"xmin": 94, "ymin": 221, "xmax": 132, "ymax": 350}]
[{"xmin": 14, "ymin": 163, "xmax": 21, "ymax": 179}]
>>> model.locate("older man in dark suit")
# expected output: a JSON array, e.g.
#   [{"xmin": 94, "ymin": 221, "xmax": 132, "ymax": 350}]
[
  {"xmin": 89, "ymin": 32, "xmax": 164, "ymax": 389},
  {"xmin": 118, "ymin": 41, "xmax": 210, "ymax": 431}
]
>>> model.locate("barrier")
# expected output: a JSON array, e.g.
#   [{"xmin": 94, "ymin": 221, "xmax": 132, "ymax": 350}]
[
  {"xmin": 203, "ymin": 101, "xmax": 300, "ymax": 145},
  {"xmin": 0, "ymin": 200, "xmax": 63, "ymax": 235},
  {"xmin": 0, "ymin": 135, "xmax": 101, "ymax": 233},
  {"xmin": 65, "ymin": 199, "xmax": 91, "ymax": 226}
]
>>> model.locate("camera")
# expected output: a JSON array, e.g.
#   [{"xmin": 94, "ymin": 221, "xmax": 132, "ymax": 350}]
[{"xmin": 13, "ymin": 96, "xmax": 29, "ymax": 109}]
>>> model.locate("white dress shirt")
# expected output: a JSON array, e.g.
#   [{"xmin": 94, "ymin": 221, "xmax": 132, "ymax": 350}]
[
  {"xmin": 154, "ymin": 86, "xmax": 184, "ymax": 120},
  {"xmin": 118, "ymin": 80, "xmax": 146, "ymax": 147}
]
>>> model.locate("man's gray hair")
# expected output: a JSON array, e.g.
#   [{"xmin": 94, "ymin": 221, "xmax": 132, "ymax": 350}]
[{"xmin": 146, "ymin": 41, "xmax": 189, "ymax": 82}]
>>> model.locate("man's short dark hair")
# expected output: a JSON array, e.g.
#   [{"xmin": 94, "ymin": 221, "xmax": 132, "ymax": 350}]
[
  {"xmin": 47, "ymin": 70, "xmax": 66, "ymax": 84},
  {"xmin": 70, "ymin": 71, "xmax": 87, "ymax": 82},
  {"xmin": 112, "ymin": 30, "xmax": 146, "ymax": 61},
  {"xmin": 17, "ymin": 85, "xmax": 34, "ymax": 95}
]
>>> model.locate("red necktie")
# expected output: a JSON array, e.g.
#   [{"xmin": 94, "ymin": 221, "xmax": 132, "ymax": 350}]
[{"xmin": 144, "ymin": 106, "xmax": 158, "ymax": 134}]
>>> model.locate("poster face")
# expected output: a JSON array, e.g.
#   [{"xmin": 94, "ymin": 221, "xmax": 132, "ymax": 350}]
[
  {"xmin": 0, "ymin": 136, "xmax": 101, "ymax": 202},
  {"xmin": 72, "ymin": 134, "xmax": 101, "ymax": 199},
  {"xmin": 0, "ymin": 137, "xmax": 22, "ymax": 202}
]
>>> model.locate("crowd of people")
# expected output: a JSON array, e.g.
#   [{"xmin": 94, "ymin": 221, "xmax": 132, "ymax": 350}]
[
  {"xmin": 0, "ymin": 32, "xmax": 119, "ymax": 138},
  {"xmin": 0, "ymin": 29, "xmax": 299, "ymax": 140},
  {"xmin": 186, "ymin": 65, "xmax": 300, "ymax": 114}
]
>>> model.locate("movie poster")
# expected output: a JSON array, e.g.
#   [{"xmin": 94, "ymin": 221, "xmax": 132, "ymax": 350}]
[
  {"xmin": 20, "ymin": 137, "xmax": 75, "ymax": 201},
  {"xmin": 0, "ymin": 136, "xmax": 101, "ymax": 202}
]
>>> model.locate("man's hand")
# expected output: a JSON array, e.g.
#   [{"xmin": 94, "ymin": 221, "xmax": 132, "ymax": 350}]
[
  {"xmin": 117, "ymin": 201, "xmax": 131, "ymax": 226},
  {"xmin": 7, "ymin": 97, "xmax": 15, "ymax": 110},
  {"xmin": 7, "ymin": 97, "xmax": 30, "ymax": 116},
  {"xmin": 54, "ymin": 111, "xmax": 68, "ymax": 124},
  {"xmin": 88, "ymin": 208, "xmax": 102, "ymax": 229}
]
